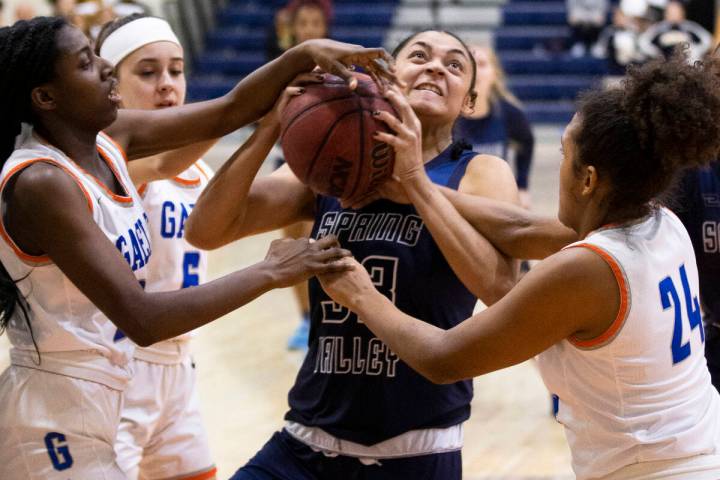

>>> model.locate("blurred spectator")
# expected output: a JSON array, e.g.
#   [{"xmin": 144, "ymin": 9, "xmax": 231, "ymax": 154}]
[
  {"xmin": 266, "ymin": 7, "xmax": 293, "ymax": 60},
  {"xmin": 14, "ymin": 3, "xmax": 36, "ymax": 21},
  {"xmin": 0, "ymin": 1, "xmax": 5, "ymax": 26},
  {"xmin": 567, "ymin": 0, "xmax": 610, "ymax": 57},
  {"xmin": 453, "ymin": 45, "xmax": 535, "ymax": 209},
  {"xmin": 49, "ymin": 0, "xmax": 77, "ymax": 16},
  {"xmin": 266, "ymin": 0, "xmax": 332, "ymax": 61},
  {"xmin": 72, "ymin": 1, "xmax": 150, "ymax": 39},
  {"xmin": 639, "ymin": 0, "xmax": 712, "ymax": 62},
  {"xmin": 593, "ymin": 2, "xmax": 653, "ymax": 74}
]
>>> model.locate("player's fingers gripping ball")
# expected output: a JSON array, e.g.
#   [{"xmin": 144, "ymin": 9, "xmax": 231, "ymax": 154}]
[{"xmin": 280, "ymin": 73, "xmax": 398, "ymax": 200}]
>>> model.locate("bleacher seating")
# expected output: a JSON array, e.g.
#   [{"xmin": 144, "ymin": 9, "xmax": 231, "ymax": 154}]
[
  {"xmin": 498, "ymin": 0, "xmax": 608, "ymax": 123},
  {"xmin": 188, "ymin": 0, "xmax": 610, "ymax": 124},
  {"xmin": 188, "ymin": 0, "xmax": 399, "ymax": 101}
]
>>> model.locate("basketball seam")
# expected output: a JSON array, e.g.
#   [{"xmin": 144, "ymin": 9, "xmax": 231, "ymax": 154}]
[
  {"xmin": 306, "ymin": 109, "xmax": 361, "ymax": 185},
  {"xmin": 347, "ymin": 96, "xmax": 365, "ymax": 200},
  {"xmin": 280, "ymin": 95, "xmax": 357, "ymax": 142}
]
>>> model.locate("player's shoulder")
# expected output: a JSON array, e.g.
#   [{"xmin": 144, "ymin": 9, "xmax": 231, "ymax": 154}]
[
  {"xmin": 460, "ymin": 154, "xmax": 517, "ymax": 198},
  {"xmin": 8, "ymin": 161, "xmax": 88, "ymax": 211}
]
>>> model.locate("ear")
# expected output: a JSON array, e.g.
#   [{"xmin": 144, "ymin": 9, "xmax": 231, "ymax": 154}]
[
  {"xmin": 581, "ymin": 165, "xmax": 598, "ymax": 197},
  {"xmin": 30, "ymin": 85, "xmax": 57, "ymax": 112},
  {"xmin": 461, "ymin": 93, "xmax": 475, "ymax": 116}
]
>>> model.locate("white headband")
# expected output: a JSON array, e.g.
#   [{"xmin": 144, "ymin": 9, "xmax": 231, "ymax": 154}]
[{"xmin": 100, "ymin": 17, "xmax": 181, "ymax": 67}]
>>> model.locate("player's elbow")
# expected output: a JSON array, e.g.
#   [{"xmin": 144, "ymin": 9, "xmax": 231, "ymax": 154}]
[{"xmin": 185, "ymin": 216, "xmax": 221, "ymax": 250}]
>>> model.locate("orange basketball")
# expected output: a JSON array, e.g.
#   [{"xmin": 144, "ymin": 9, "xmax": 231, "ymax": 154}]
[{"xmin": 280, "ymin": 74, "xmax": 397, "ymax": 200}]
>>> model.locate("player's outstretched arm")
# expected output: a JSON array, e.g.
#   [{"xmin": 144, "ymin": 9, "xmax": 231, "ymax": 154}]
[
  {"xmin": 105, "ymin": 39, "xmax": 394, "ymax": 160},
  {"xmin": 4, "ymin": 164, "xmax": 351, "ymax": 346},
  {"xmin": 374, "ymin": 88, "xmax": 518, "ymax": 305},
  {"xmin": 185, "ymin": 86, "xmax": 315, "ymax": 250},
  {"xmin": 127, "ymin": 139, "xmax": 217, "ymax": 187},
  {"xmin": 439, "ymin": 187, "xmax": 577, "ymax": 260},
  {"xmin": 320, "ymin": 246, "xmax": 618, "ymax": 384}
]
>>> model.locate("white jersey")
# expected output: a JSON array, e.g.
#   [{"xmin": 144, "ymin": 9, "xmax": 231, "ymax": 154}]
[
  {"xmin": 133, "ymin": 160, "xmax": 212, "ymax": 363},
  {"xmin": 537, "ymin": 208, "xmax": 720, "ymax": 479},
  {"xmin": 0, "ymin": 124, "xmax": 150, "ymax": 391}
]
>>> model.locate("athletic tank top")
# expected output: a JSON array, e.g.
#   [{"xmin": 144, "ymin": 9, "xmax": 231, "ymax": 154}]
[
  {"xmin": 0, "ymin": 124, "xmax": 151, "ymax": 390},
  {"xmin": 133, "ymin": 160, "xmax": 213, "ymax": 364},
  {"xmin": 286, "ymin": 144, "xmax": 478, "ymax": 446},
  {"xmin": 674, "ymin": 163, "xmax": 720, "ymax": 324},
  {"xmin": 537, "ymin": 208, "xmax": 720, "ymax": 479}
]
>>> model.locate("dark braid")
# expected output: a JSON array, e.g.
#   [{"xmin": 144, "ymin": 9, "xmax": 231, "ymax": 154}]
[
  {"xmin": 0, "ymin": 17, "xmax": 66, "ymax": 163},
  {"xmin": 0, "ymin": 17, "xmax": 67, "ymax": 357}
]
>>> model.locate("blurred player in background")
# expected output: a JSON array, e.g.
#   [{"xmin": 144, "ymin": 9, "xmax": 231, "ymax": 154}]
[{"xmin": 96, "ymin": 14, "xmax": 217, "ymax": 480}]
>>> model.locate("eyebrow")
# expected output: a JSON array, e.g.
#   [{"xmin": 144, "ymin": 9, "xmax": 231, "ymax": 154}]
[{"xmin": 409, "ymin": 41, "xmax": 468, "ymax": 60}]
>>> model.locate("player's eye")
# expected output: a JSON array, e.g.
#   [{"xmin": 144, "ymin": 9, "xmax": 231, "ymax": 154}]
[{"xmin": 409, "ymin": 50, "xmax": 426, "ymax": 60}]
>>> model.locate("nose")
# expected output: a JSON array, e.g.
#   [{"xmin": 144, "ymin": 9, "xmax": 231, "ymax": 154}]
[
  {"xmin": 157, "ymin": 70, "xmax": 174, "ymax": 93},
  {"xmin": 99, "ymin": 57, "xmax": 114, "ymax": 81},
  {"xmin": 424, "ymin": 58, "xmax": 445, "ymax": 76}
]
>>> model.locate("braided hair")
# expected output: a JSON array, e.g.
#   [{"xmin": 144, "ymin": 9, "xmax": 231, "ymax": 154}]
[{"xmin": 0, "ymin": 17, "xmax": 67, "ymax": 351}]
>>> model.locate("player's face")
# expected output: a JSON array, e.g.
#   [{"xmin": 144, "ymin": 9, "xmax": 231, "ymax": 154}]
[
  {"xmin": 394, "ymin": 31, "xmax": 473, "ymax": 123},
  {"xmin": 45, "ymin": 24, "xmax": 119, "ymax": 131},
  {"xmin": 116, "ymin": 41, "xmax": 186, "ymax": 111},
  {"xmin": 293, "ymin": 6, "xmax": 327, "ymax": 44},
  {"xmin": 472, "ymin": 47, "xmax": 496, "ymax": 103},
  {"xmin": 558, "ymin": 115, "xmax": 583, "ymax": 230}
]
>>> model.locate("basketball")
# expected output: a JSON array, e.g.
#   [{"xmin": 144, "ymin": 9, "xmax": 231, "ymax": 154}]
[{"xmin": 280, "ymin": 74, "xmax": 397, "ymax": 200}]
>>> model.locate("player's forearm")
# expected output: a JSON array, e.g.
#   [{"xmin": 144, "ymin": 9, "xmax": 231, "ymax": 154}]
[
  {"xmin": 440, "ymin": 186, "xmax": 576, "ymax": 259},
  {"xmin": 352, "ymin": 291, "xmax": 457, "ymax": 384},
  {"xmin": 404, "ymin": 175, "xmax": 517, "ymax": 304},
  {"xmin": 186, "ymin": 122, "xmax": 280, "ymax": 250},
  {"xmin": 121, "ymin": 261, "xmax": 279, "ymax": 346}
]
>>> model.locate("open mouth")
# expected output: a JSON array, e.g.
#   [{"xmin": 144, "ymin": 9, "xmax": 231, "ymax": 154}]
[
  {"xmin": 155, "ymin": 100, "xmax": 177, "ymax": 108},
  {"xmin": 414, "ymin": 83, "xmax": 443, "ymax": 96}
]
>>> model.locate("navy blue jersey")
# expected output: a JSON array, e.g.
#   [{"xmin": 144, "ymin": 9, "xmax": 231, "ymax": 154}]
[
  {"xmin": 285, "ymin": 144, "xmax": 478, "ymax": 446},
  {"xmin": 673, "ymin": 163, "xmax": 720, "ymax": 322},
  {"xmin": 452, "ymin": 99, "xmax": 534, "ymax": 189}
]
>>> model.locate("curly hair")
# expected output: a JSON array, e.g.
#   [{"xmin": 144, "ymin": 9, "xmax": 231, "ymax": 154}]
[{"xmin": 574, "ymin": 53, "xmax": 720, "ymax": 215}]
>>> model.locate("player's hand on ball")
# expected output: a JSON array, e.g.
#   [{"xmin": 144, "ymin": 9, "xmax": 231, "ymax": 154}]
[
  {"xmin": 318, "ymin": 258, "xmax": 376, "ymax": 310},
  {"xmin": 300, "ymin": 39, "xmax": 397, "ymax": 90},
  {"xmin": 262, "ymin": 72, "xmax": 325, "ymax": 126},
  {"xmin": 263, "ymin": 234, "xmax": 353, "ymax": 288},
  {"xmin": 373, "ymin": 85, "xmax": 425, "ymax": 184}
]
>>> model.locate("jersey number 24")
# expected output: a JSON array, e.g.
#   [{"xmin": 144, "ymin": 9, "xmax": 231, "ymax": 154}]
[{"xmin": 658, "ymin": 263, "xmax": 704, "ymax": 365}]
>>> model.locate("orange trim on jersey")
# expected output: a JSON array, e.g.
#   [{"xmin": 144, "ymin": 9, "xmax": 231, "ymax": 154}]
[
  {"xmin": 173, "ymin": 466, "xmax": 217, "ymax": 480},
  {"xmin": 194, "ymin": 161, "xmax": 210, "ymax": 181},
  {"xmin": 566, "ymin": 243, "xmax": 630, "ymax": 349},
  {"xmin": 98, "ymin": 131, "xmax": 129, "ymax": 163},
  {"xmin": 72, "ymin": 146, "xmax": 133, "ymax": 205},
  {"xmin": 171, "ymin": 174, "xmax": 201, "ymax": 187},
  {"xmin": 137, "ymin": 183, "xmax": 148, "ymax": 197},
  {"xmin": 0, "ymin": 158, "xmax": 95, "ymax": 264}
]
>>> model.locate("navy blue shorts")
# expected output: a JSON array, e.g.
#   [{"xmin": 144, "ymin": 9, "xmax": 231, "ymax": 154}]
[
  {"xmin": 230, "ymin": 430, "xmax": 462, "ymax": 480},
  {"xmin": 705, "ymin": 323, "xmax": 720, "ymax": 392}
]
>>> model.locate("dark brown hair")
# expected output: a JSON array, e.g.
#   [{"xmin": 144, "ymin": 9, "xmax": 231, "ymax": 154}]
[{"xmin": 574, "ymin": 53, "xmax": 720, "ymax": 216}]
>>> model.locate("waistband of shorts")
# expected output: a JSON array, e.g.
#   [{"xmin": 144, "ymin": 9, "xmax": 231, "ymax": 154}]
[
  {"xmin": 10, "ymin": 348, "xmax": 131, "ymax": 391},
  {"xmin": 132, "ymin": 338, "xmax": 191, "ymax": 364},
  {"xmin": 284, "ymin": 421, "xmax": 463, "ymax": 459}
]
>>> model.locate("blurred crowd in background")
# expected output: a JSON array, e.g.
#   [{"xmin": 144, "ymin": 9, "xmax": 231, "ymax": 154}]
[{"xmin": 566, "ymin": 0, "xmax": 715, "ymax": 73}]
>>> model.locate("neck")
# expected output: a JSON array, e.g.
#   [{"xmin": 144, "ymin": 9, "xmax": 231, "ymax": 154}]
[
  {"xmin": 420, "ymin": 120, "xmax": 454, "ymax": 163},
  {"xmin": 575, "ymin": 201, "xmax": 650, "ymax": 239},
  {"xmin": 34, "ymin": 119, "xmax": 99, "ymax": 166}
]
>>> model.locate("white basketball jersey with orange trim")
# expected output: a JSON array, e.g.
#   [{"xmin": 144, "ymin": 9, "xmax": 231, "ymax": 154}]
[
  {"xmin": 0, "ymin": 124, "xmax": 151, "ymax": 390},
  {"xmin": 133, "ymin": 160, "xmax": 213, "ymax": 364},
  {"xmin": 537, "ymin": 208, "xmax": 720, "ymax": 479}
]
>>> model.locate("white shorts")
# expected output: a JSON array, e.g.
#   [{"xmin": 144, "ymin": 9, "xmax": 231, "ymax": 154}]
[
  {"xmin": 0, "ymin": 364, "xmax": 126, "ymax": 480},
  {"xmin": 115, "ymin": 356, "xmax": 215, "ymax": 480}
]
